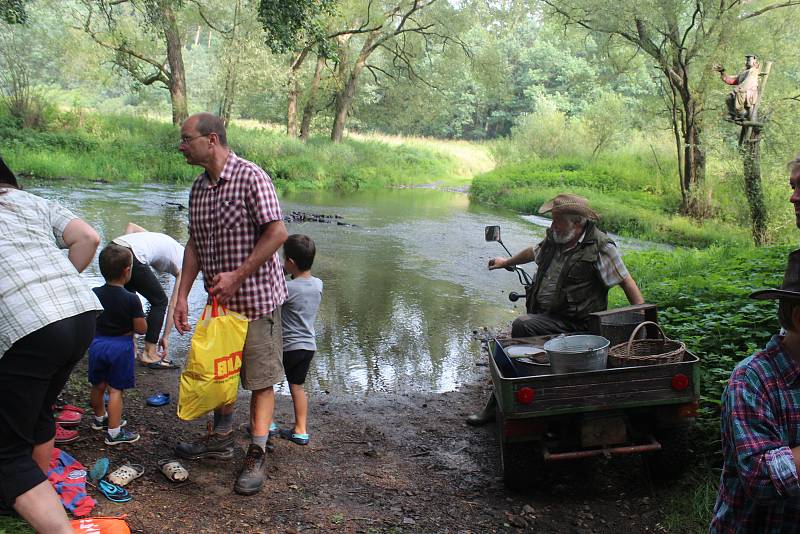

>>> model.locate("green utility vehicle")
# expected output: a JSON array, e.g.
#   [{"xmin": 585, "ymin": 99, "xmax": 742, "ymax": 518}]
[{"xmin": 482, "ymin": 226, "xmax": 699, "ymax": 489}]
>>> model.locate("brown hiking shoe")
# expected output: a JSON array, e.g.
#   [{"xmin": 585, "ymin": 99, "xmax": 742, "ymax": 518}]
[
  {"xmin": 175, "ymin": 423, "xmax": 234, "ymax": 460},
  {"xmin": 234, "ymin": 444, "xmax": 266, "ymax": 496}
]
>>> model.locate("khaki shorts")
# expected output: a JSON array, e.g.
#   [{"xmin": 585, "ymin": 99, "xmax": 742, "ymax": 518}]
[{"xmin": 239, "ymin": 309, "xmax": 284, "ymax": 391}]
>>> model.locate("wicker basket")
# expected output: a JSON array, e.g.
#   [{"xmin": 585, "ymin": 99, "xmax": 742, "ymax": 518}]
[{"xmin": 608, "ymin": 321, "xmax": 686, "ymax": 368}]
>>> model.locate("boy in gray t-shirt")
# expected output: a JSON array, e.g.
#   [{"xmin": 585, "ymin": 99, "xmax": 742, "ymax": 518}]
[{"xmin": 277, "ymin": 234, "xmax": 322, "ymax": 445}]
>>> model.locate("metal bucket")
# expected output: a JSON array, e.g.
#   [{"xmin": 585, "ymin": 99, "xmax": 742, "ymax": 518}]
[{"xmin": 543, "ymin": 335, "xmax": 610, "ymax": 374}]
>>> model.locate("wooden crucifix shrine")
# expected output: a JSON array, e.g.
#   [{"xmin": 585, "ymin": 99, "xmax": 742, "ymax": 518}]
[{"xmin": 714, "ymin": 56, "xmax": 772, "ymax": 244}]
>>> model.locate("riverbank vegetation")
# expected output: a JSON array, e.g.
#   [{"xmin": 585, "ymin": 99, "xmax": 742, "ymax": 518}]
[{"xmin": 0, "ymin": 111, "xmax": 479, "ymax": 190}]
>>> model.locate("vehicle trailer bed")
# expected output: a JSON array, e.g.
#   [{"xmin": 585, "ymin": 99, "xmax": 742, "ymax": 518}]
[{"xmin": 486, "ymin": 335, "xmax": 700, "ymax": 489}]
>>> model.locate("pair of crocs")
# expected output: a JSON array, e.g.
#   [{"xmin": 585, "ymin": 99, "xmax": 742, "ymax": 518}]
[{"xmin": 145, "ymin": 392, "xmax": 170, "ymax": 407}]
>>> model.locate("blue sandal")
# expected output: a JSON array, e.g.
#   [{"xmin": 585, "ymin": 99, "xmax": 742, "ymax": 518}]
[
  {"xmin": 88, "ymin": 457, "xmax": 109, "ymax": 483},
  {"xmin": 146, "ymin": 392, "xmax": 170, "ymax": 407},
  {"xmin": 98, "ymin": 479, "xmax": 131, "ymax": 503},
  {"xmin": 278, "ymin": 428, "xmax": 309, "ymax": 445}
]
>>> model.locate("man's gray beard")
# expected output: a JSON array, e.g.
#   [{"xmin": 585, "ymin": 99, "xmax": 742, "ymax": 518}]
[{"xmin": 552, "ymin": 226, "xmax": 579, "ymax": 244}]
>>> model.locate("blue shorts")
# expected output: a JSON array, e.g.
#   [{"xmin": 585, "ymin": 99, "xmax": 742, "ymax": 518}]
[{"xmin": 87, "ymin": 335, "xmax": 135, "ymax": 390}]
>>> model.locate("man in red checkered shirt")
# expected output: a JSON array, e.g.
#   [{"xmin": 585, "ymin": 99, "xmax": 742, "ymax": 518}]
[{"xmin": 173, "ymin": 113, "xmax": 288, "ymax": 496}]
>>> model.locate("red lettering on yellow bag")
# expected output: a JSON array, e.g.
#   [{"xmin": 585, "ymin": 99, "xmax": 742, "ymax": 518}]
[{"xmin": 214, "ymin": 351, "xmax": 243, "ymax": 380}]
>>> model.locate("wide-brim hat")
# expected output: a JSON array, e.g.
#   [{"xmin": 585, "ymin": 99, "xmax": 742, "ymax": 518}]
[
  {"xmin": 538, "ymin": 193, "xmax": 599, "ymax": 221},
  {"xmin": 750, "ymin": 249, "xmax": 800, "ymax": 300}
]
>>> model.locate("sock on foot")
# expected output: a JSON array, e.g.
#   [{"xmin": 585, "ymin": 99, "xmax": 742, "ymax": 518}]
[
  {"xmin": 108, "ymin": 426, "xmax": 120, "ymax": 438},
  {"xmin": 252, "ymin": 434, "xmax": 268, "ymax": 452}
]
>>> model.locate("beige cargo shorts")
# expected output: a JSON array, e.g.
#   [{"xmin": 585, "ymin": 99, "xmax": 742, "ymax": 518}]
[{"xmin": 239, "ymin": 308, "xmax": 284, "ymax": 391}]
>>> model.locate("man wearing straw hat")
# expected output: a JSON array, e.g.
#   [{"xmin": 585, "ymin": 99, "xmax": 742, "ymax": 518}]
[
  {"xmin": 711, "ymin": 249, "xmax": 800, "ymax": 531},
  {"xmin": 467, "ymin": 193, "xmax": 643, "ymax": 426}
]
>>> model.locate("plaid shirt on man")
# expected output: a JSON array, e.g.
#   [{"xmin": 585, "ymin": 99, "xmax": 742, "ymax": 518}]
[
  {"xmin": 710, "ymin": 335, "xmax": 800, "ymax": 533},
  {"xmin": 188, "ymin": 151, "xmax": 287, "ymax": 320}
]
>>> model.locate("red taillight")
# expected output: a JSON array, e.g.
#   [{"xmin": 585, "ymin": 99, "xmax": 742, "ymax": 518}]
[
  {"xmin": 515, "ymin": 387, "xmax": 535, "ymax": 404},
  {"xmin": 671, "ymin": 373, "xmax": 689, "ymax": 391}
]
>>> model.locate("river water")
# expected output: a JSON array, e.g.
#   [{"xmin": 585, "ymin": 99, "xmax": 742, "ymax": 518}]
[{"xmin": 28, "ymin": 181, "xmax": 649, "ymax": 395}]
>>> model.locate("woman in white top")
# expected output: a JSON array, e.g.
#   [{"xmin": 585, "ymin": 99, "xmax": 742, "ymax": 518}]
[
  {"xmin": 112, "ymin": 223, "xmax": 184, "ymax": 367},
  {"xmin": 0, "ymin": 156, "xmax": 102, "ymax": 533}
]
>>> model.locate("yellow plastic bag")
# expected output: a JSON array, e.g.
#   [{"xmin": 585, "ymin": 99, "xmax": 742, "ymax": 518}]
[{"xmin": 177, "ymin": 298, "xmax": 249, "ymax": 421}]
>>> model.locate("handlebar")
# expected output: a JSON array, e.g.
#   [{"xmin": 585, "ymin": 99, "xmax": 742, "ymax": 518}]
[
  {"xmin": 509, "ymin": 291, "xmax": 525, "ymax": 302},
  {"xmin": 488, "ymin": 258, "xmax": 517, "ymax": 272}
]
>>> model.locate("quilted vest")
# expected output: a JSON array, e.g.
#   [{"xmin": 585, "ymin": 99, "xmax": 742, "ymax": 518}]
[{"xmin": 530, "ymin": 221, "xmax": 613, "ymax": 321}]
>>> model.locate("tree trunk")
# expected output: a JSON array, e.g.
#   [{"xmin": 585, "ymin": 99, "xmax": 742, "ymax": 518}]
[
  {"xmin": 218, "ymin": 68, "xmax": 236, "ymax": 127},
  {"xmin": 300, "ymin": 55, "xmax": 325, "ymax": 141},
  {"xmin": 287, "ymin": 66, "xmax": 299, "ymax": 137},
  {"xmin": 286, "ymin": 48, "xmax": 311, "ymax": 138},
  {"xmin": 330, "ymin": 73, "xmax": 356, "ymax": 143},
  {"xmin": 742, "ymin": 127, "xmax": 767, "ymax": 245},
  {"xmin": 218, "ymin": 0, "xmax": 240, "ymax": 128},
  {"xmin": 680, "ymin": 110, "xmax": 706, "ymax": 215},
  {"xmin": 331, "ymin": 33, "xmax": 375, "ymax": 143},
  {"xmin": 668, "ymin": 72, "xmax": 705, "ymax": 217},
  {"xmin": 163, "ymin": 5, "xmax": 187, "ymax": 125}
]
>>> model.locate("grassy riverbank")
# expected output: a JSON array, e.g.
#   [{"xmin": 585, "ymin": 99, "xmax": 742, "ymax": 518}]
[
  {"xmin": 469, "ymin": 158, "xmax": 759, "ymax": 248},
  {"xmin": 0, "ymin": 111, "xmax": 485, "ymax": 191}
]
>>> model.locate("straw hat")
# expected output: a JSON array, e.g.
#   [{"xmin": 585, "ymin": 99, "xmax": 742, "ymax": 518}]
[
  {"xmin": 751, "ymin": 250, "xmax": 800, "ymax": 300},
  {"xmin": 538, "ymin": 193, "xmax": 599, "ymax": 221}
]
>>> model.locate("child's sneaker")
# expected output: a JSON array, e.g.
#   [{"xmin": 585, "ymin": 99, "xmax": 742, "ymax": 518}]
[
  {"xmin": 105, "ymin": 428, "xmax": 140, "ymax": 446},
  {"xmin": 91, "ymin": 416, "xmax": 127, "ymax": 431}
]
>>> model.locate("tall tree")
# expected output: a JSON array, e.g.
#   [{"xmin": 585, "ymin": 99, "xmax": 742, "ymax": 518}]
[
  {"xmin": 542, "ymin": 0, "xmax": 800, "ymax": 216},
  {"xmin": 257, "ymin": 0, "xmax": 337, "ymax": 136},
  {"xmin": 76, "ymin": 0, "xmax": 189, "ymax": 125}
]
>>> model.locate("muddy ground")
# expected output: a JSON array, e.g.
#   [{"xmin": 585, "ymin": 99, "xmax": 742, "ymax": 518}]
[{"xmin": 57, "ymin": 357, "xmax": 690, "ymax": 534}]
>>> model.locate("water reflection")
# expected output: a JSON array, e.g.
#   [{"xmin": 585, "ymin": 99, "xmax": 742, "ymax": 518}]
[{"xmin": 26, "ymin": 182, "xmax": 652, "ymax": 395}]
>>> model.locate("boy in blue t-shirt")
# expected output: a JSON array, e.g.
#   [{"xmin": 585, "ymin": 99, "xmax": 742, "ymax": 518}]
[
  {"xmin": 276, "ymin": 234, "xmax": 323, "ymax": 446},
  {"xmin": 88, "ymin": 243, "xmax": 146, "ymax": 445}
]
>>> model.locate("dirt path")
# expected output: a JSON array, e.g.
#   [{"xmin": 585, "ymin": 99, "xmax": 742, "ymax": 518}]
[{"xmin": 61, "ymin": 360, "xmax": 680, "ymax": 533}]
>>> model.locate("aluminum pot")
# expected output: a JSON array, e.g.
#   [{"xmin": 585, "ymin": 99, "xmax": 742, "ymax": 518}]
[{"xmin": 543, "ymin": 334, "xmax": 610, "ymax": 374}]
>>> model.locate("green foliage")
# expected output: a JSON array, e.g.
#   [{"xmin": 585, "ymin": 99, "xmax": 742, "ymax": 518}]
[
  {"xmin": 0, "ymin": 0, "xmax": 27, "ymax": 23},
  {"xmin": 622, "ymin": 245, "xmax": 790, "ymax": 459},
  {"xmin": 0, "ymin": 515, "xmax": 33, "ymax": 533},
  {"xmin": 257, "ymin": 0, "xmax": 337, "ymax": 55},
  {"xmin": 0, "ymin": 110, "xmax": 460, "ymax": 189}
]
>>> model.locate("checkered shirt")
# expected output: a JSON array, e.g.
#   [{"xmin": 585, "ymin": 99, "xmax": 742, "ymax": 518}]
[
  {"xmin": 0, "ymin": 188, "xmax": 102, "ymax": 357},
  {"xmin": 533, "ymin": 228, "xmax": 629, "ymax": 288},
  {"xmin": 188, "ymin": 152, "xmax": 287, "ymax": 320},
  {"xmin": 711, "ymin": 335, "xmax": 800, "ymax": 533}
]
